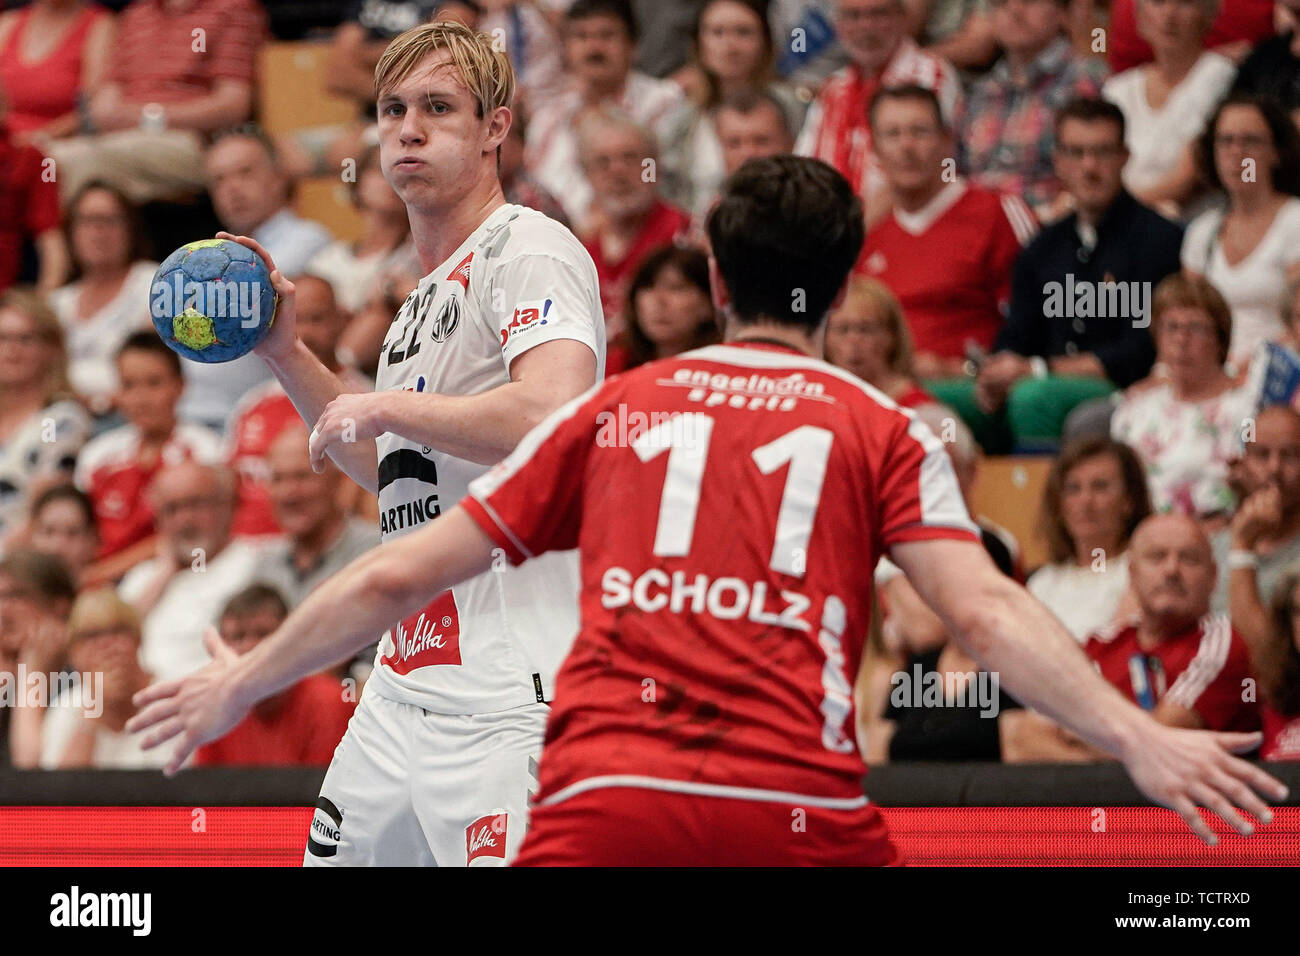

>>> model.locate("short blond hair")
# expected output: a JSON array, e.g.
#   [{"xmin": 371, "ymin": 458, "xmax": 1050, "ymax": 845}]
[
  {"xmin": 69, "ymin": 589, "xmax": 141, "ymax": 642},
  {"xmin": 374, "ymin": 20, "xmax": 515, "ymax": 117},
  {"xmin": 830, "ymin": 276, "xmax": 915, "ymax": 377}
]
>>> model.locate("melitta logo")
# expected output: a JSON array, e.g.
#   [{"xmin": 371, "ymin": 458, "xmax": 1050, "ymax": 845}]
[
  {"xmin": 466, "ymin": 812, "xmax": 508, "ymax": 863},
  {"xmin": 500, "ymin": 297, "xmax": 553, "ymax": 347},
  {"xmin": 381, "ymin": 591, "xmax": 462, "ymax": 674}
]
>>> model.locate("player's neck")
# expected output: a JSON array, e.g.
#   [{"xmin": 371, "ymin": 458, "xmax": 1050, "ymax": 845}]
[
  {"xmin": 726, "ymin": 320, "xmax": 817, "ymax": 356},
  {"xmin": 1136, "ymin": 613, "xmax": 1194, "ymax": 651},
  {"xmin": 408, "ymin": 180, "xmax": 508, "ymax": 273}
]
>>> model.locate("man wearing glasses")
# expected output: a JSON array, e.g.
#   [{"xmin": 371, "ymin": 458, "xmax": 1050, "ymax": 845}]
[{"xmin": 970, "ymin": 97, "xmax": 1185, "ymax": 450}]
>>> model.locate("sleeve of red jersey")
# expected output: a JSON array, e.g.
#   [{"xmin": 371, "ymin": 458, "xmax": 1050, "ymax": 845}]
[
  {"xmin": 876, "ymin": 412, "xmax": 982, "ymax": 551},
  {"xmin": 990, "ymin": 194, "xmax": 1037, "ymax": 314},
  {"xmin": 1164, "ymin": 620, "xmax": 1261, "ymax": 732},
  {"xmin": 462, "ymin": 382, "xmax": 608, "ymax": 564}
]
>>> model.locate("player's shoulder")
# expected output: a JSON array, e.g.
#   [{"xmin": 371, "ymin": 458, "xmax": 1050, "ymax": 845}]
[
  {"xmin": 475, "ymin": 204, "xmax": 591, "ymax": 271},
  {"xmin": 962, "ymin": 184, "xmax": 1037, "ymax": 242}
]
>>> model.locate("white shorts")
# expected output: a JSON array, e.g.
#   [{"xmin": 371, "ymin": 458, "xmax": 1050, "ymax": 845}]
[{"xmin": 303, "ymin": 687, "xmax": 548, "ymax": 866}]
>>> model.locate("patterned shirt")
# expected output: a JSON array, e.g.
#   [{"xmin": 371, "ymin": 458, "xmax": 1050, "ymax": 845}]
[
  {"xmin": 957, "ymin": 38, "xmax": 1109, "ymax": 214},
  {"xmin": 108, "ymin": 0, "xmax": 266, "ymax": 105}
]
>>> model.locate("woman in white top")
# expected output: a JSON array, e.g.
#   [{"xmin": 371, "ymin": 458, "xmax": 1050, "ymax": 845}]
[
  {"xmin": 0, "ymin": 288, "xmax": 90, "ymax": 554},
  {"xmin": 1182, "ymin": 93, "xmax": 1300, "ymax": 368},
  {"xmin": 1029, "ymin": 436, "xmax": 1150, "ymax": 642},
  {"xmin": 1101, "ymin": 0, "xmax": 1235, "ymax": 212},
  {"xmin": 46, "ymin": 182, "xmax": 157, "ymax": 417},
  {"xmin": 1112, "ymin": 273, "xmax": 1255, "ymax": 521},
  {"xmin": 665, "ymin": 0, "xmax": 805, "ymax": 219}
]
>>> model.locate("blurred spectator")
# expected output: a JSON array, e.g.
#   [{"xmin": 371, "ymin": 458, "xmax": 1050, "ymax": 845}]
[
  {"xmin": 500, "ymin": 115, "xmax": 570, "ymax": 228},
  {"xmin": 956, "ymin": 0, "xmax": 1109, "ymax": 218},
  {"xmin": 824, "ymin": 275, "xmax": 941, "ymax": 410},
  {"xmin": 45, "ymin": 0, "xmax": 267, "ymax": 204},
  {"xmin": 714, "ymin": 88, "xmax": 796, "ymax": 175},
  {"xmin": 180, "ymin": 127, "xmax": 333, "ymax": 432},
  {"xmin": 1111, "ymin": 273, "xmax": 1252, "ymax": 519},
  {"xmin": 117, "ymin": 461, "xmax": 262, "ymax": 682},
  {"xmin": 526, "ymin": 0, "xmax": 688, "ymax": 229},
  {"xmin": 0, "ymin": 288, "xmax": 89, "ymax": 553},
  {"xmin": 305, "ymin": 146, "xmax": 416, "ymax": 318},
  {"xmin": 1108, "ymin": 0, "xmax": 1275, "ymax": 74},
  {"xmin": 256, "ymin": 425, "xmax": 377, "ymax": 606},
  {"xmin": 1102, "ymin": 0, "xmax": 1236, "ymax": 212},
  {"xmin": 193, "ymin": 584, "xmax": 355, "ymax": 766},
  {"xmin": 1211, "ymin": 405, "xmax": 1300, "ymax": 651},
  {"xmin": 665, "ymin": 0, "xmax": 805, "ymax": 217},
  {"xmin": 1028, "ymin": 436, "xmax": 1151, "ymax": 641},
  {"xmin": 1232, "ymin": 0, "xmax": 1300, "ymax": 119},
  {"xmin": 74, "ymin": 333, "xmax": 222, "ymax": 566},
  {"xmin": 795, "ymin": 0, "xmax": 962, "ymax": 224},
  {"xmin": 47, "ymin": 181, "xmax": 156, "ymax": 417},
  {"xmin": 905, "ymin": 0, "xmax": 998, "ymax": 72},
  {"xmin": 866, "ymin": 409, "xmax": 1022, "ymax": 761},
  {"xmin": 226, "ymin": 275, "xmax": 370, "ymax": 538},
  {"xmin": 965, "ymin": 99, "xmax": 1180, "ymax": 450},
  {"xmin": 39, "ymin": 588, "xmax": 167, "ymax": 769},
  {"xmin": 1260, "ymin": 563, "xmax": 1300, "ymax": 759},
  {"xmin": 857, "ymin": 86, "xmax": 1035, "ymax": 385},
  {"xmin": 479, "ymin": 1, "xmax": 567, "ymax": 114},
  {"xmin": 577, "ymin": 108, "xmax": 691, "ymax": 330},
  {"xmin": 0, "ymin": 85, "xmax": 68, "ymax": 294},
  {"xmin": 28, "ymin": 484, "xmax": 98, "ymax": 587},
  {"xmin": 767, "ymin": 0, "xmax": 847, "ymax": 95},
  {"xmin": 0, "ymin": 549, "xmax": 76, "ymax": 767},
  {"xmin": 607, "ymin": 244, "xmax": 718, "ymax": 373},
  {"xmin": 0, "ymin": 0, "xmax": 112, "ymax": 144},
  {"xmin": 1005, "ymin": 514, "xmax": 1259, "ymax": 760},
  {"xmin": 1183, "ymin": 94, "xmax": 1300, "ymax": 368}
]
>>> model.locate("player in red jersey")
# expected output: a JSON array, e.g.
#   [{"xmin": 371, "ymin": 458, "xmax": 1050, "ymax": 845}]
[{"xmin": 130, "ymin": 156, "xmax": 1287, "ymax": 863}]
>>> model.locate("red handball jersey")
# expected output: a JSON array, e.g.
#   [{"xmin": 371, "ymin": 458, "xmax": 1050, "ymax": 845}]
[
  {"xmin": 464, "ymin": 341, "xmax": 980, "ymax": 810},
  {"xmin": 1262, "ymin": 706, "xmax": 1300, "ymax": 762},
  {"xmin": 856, "ymin": 181, "xmax": 1036, "ymax": 359},
  {"xmin": 1083, "ymin": 614, "xmax": 1259, "ymax": 733},
  {"xmin": 225, "ymin": 381, "xmax": 303, "ymax": 537}
]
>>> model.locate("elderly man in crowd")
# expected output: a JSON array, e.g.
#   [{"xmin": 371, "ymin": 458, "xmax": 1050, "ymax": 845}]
[
  {"xmin": 117, "ymin": 461, "xmax": 262, "ymax": 682},
  {"xmin": 1005, "ymin": 513, "xmax": 1259, "ymax": 760}
]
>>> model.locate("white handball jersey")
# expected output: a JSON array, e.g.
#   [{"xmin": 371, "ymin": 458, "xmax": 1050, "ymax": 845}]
[{"xmin": 367, "ymin": 203, "xmax": 606, "ymax": 714}]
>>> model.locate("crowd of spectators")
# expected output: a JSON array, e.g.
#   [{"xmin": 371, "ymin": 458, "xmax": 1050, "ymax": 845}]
[{"xmin": 3, "ymin": 0, "xmax": 1300, "ymax": 772}]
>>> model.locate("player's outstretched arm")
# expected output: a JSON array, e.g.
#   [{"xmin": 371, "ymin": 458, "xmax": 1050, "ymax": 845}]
[
  {"xmin": 127, "ymin": 507, "xmax": 495, "ymax": 773},
  {"xmin": 307, "ymin": 339, "xmax": 597, "ymax": 469},
  {"xmin": 217, "ymin": 232, "xmax": 379, "ymax": 493},
  {"xmin": 892, "ymin": 537, "xmax": 1290, "ymax": 845}
]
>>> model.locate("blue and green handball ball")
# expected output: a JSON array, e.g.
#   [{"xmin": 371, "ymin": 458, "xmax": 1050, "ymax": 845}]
[{"xmin": 149, "ymin": 238, "xmax": 278, "ymax": 363}]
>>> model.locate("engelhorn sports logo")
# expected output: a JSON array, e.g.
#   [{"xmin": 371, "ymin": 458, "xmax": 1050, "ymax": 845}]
[{"xmin": 308, "ymin": 797, "xmax": 344, "ymax": 858}]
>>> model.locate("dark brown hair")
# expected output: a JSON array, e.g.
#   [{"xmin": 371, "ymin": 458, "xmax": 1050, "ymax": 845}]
[
  {"xmin": 62, "ymin": 180, "xmax": 152, "ymax": 281},
  {"xmin": 1040, "ymin": 437, "xmax": 1152, "ymax": 565},
  {"xmin": 1197, "ymin": 92, "xmax": 1300, "ymax": 197},
  {"xmin": 618, "ymin": 243, "xmax": 718, "ymax": 370}
]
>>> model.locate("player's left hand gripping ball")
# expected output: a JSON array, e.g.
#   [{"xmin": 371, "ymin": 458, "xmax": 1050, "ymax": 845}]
[{"xmin": 149, "ymin": 238, "xmax": 279, "ymax": 362}]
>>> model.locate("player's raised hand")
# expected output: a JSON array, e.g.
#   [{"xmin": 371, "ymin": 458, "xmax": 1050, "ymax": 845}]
[
  {"xmin": 308, "ymin": 392, "xmax": 393, "ymax": 473},
  {"xmin": 1121, "ymin": 723, "xmax": 1288, "ymax": 845},
  {"xmin": 215, "ymin": 231, "xmax": 297, "ymax": 362},
  {"xmin": 126, "ymin": 627, "xmax": 249, "ymax": 776}
]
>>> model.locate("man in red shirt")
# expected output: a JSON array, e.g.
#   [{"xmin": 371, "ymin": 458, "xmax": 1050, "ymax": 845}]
[
  {"xmin": 194, "ymin": 584, "xmax": 354, "ymax": 766},
  {"xmin": 1006, "ymin": 513, "xmax": 1260, "ymax": 759},
  {"xmin": 794, "ymin": 0, "xmax": 963, "ymax": 223},
  {"xmin": 44, "ymin": 0, "xmax": 266, "ymax": 203},
  {"xmin": 578, "ymin": 107, "xmax": 689, "ymax": 334},
  {"xmin": 858, "ymin": 85, "xmax": 1036, "ymax": 380},
  {"xmin": 134, "ymin": 156, "xmax": 1287, "ymax": 862}
]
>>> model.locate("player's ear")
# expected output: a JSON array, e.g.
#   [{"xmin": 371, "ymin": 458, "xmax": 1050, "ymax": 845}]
[
  {"xmin": 707, "ymin": 255, "xmax": 730, "ymax": 312},
  {"xmin": 486, "ymin": 106, "xmax": 511, "ymax": 156}
]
